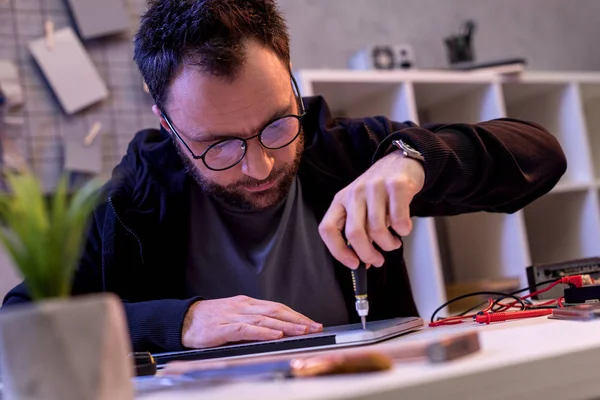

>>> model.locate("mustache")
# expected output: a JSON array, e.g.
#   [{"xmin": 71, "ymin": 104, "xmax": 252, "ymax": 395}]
[{"xmin": 228, "ymin": 169, "xmax": 285, "ymax": 189}]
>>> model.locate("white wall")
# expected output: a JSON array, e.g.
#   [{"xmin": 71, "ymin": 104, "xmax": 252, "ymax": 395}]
[{"xmin": 280, "ymin": 0, "xmax": 600, "ymax": 71}]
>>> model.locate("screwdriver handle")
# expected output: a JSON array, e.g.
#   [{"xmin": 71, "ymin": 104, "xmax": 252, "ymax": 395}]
[{"xmin": 352, "ymin": 263, "xmax": 368, "ymax": 296}]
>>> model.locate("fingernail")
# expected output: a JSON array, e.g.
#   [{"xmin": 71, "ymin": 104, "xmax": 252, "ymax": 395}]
[
  {"xmin": 271, "ymin": 330, "xmax": 283, "ymax": 339},
  {"xmin": 296, "ymin": 325, "xmax": 308, "ymax": 333},
  {"xmin": 377, "ymin": 258, "xmax": 385, "ymax": 267},
  {"xmin": 311, "ymin": 323, "xmax": 323, "ymax": 331},
  {"xmin": 345, "ymin": 259, "xmax": 358, "ymax": 269}
]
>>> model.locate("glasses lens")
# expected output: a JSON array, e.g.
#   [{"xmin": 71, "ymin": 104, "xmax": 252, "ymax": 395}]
[
  {"xmin": 204, "ymin": 139, "xmax": 246, "ymax": 170},
  {"xmin": 260, "ymin": 116, "xmax": 300, "ymax": 149}
]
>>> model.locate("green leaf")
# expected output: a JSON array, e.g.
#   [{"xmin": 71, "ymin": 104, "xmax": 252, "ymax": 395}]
[{"xmin": 0, "ymin": 171, "xmax": 102, "ymax": 300}]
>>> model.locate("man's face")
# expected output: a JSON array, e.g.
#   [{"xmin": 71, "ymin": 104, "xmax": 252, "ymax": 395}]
[{"xmin": 154, "ymin": 41, "xmax": 303, "ymax": 211}]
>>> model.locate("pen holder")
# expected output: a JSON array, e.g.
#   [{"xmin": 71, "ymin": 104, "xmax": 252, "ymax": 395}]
[
  {"xmin": 0, "ymin": 293, "xmax": 134, "ymax": 400},
  {"xmin": 444, "ymin": 36, "xmax": 474, "ymax": 64},
  {"xmin": 444, "ymin": 20, "xmax": 476, "ymax": 65}
]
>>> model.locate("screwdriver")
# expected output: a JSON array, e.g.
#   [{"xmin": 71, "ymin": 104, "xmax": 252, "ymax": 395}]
[{"xmin": 351, "ymin": 262, "xmax": 369, "ymax": 329}]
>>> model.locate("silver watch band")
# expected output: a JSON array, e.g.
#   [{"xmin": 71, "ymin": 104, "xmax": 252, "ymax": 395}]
[{"xmin": 391, "ymin": 139, "xmax": 425, "ymax": 163}]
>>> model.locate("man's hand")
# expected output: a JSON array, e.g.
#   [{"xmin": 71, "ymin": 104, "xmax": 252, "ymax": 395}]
[
  {"xmin": 319, "ymin": 151, "xmax": 425, "ymax": 269},
  {"xmin": 182, "ymin": 295, "xmax": 323, "ymax": 348}
]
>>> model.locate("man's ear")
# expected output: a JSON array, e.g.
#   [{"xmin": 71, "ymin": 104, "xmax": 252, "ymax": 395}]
[{"xmin": 152, "ymin": 104, "xmax": 171, "ymax": 132}]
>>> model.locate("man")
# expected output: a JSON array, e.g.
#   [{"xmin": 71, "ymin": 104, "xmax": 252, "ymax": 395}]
[{"xmin": 3, "ymin": 0, "xmax": 566, "ymax": 353}]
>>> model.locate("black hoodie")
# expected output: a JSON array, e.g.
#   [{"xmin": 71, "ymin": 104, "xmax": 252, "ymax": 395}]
[{"xmin": 3, "ymin": 96, "xmax": 567, "ymax": 353}]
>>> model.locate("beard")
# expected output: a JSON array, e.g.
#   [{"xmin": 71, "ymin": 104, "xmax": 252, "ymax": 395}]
[{"xmin": 176, "ymin": 132, "xmax": 304, "ymax": 212}]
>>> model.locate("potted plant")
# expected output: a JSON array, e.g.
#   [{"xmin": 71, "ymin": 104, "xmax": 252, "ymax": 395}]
[{"xmin": 0, "ymin": 170, "xmax": 134, "ymax": 400}]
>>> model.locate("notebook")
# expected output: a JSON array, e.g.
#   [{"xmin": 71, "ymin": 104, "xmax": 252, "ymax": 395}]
[{"xmin": 28, "ymin": 27, "xmax": 108, "ymax": 115}]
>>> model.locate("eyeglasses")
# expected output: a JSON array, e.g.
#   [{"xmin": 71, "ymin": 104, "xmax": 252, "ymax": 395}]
[{"xmin": 162, "ymin": 75, "xmax": 306, "ymax": 171}]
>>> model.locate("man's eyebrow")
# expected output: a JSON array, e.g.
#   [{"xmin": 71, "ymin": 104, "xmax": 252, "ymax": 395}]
[{"xmin": 189, "ymin": 104, "xmax": 294, "ymax": 143}]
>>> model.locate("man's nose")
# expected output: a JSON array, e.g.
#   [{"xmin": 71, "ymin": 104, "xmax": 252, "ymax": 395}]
[{"xmin": 240, "ymin": 141, "xmax": 274, "ymax": 181}]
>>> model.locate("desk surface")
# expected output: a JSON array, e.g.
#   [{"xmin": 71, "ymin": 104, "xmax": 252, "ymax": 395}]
[{"xmin": 136, "ymin": 316, "xmax": 600, "ymax": 400}]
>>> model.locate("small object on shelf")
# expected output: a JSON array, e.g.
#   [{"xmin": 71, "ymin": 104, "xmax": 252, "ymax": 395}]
[
  {"xmin": 348, "ymin": 44, "xmax": 416, "ymax": 70},
  {"xmin": 28, "ymin": 26, "xmax": 109, "ymax": 114},
  {"xmin": 449, "ymin": 58, "xmax": 527, "ymax": 76},
  {"xmin": 444, "ymin": 20, "xmax": 476, "ymax": 65}
]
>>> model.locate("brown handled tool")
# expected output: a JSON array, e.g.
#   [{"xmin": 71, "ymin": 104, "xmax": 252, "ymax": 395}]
[{"xmin": 159, "ymin": 330, "xmax": 480, "ymax": 377}]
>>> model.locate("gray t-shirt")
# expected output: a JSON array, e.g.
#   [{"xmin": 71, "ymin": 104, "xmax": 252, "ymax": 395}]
[{"xmin": 185, "ymin": 176, "xmax": 349, "ymax": 326}]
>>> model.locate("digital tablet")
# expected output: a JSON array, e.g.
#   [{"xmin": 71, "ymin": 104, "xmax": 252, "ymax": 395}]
[{"xmin": 152, "ymin": 316, "xmax": 423, "ymax": 366}]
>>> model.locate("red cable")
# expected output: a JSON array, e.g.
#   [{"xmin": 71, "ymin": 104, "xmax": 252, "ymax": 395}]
[
  {"xmin": 430, "ymin": 276, "xmax": 580, "ymax": 327},
  {"xmin": 474, "ymin": 309, "xmax": 553, "ymax": 324},
  {"xmin": 492, "ymin": 276, "xmax": 581, "ymax": 311}
]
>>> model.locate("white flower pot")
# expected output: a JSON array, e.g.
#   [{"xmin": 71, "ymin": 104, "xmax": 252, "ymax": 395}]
[{"xmin": 0, "ymin": 293, "xmax": 134, "ymax": 400}]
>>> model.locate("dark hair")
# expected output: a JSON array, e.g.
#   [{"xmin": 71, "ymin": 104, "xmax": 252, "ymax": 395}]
[{"xmin": 133, "ymin": 0, "xmax": 290, "ymax": 111}]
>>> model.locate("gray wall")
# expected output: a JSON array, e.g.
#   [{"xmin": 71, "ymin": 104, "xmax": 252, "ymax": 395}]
[
  {"xmin": 1, "ymin": 0, "xmax": 600, "ymax": 299},
  {"xmin": 280, "ymin": 0, "xmax": 600, "ymax": 71}
]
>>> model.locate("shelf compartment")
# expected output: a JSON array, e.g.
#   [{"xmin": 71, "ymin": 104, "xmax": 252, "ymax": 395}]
[
  {"xmin": 523, "ymin": 190, "xmax": 600, "ymax": 265},
  {"xmin": 503, "ymin": 82, "xmax": 594, "ymax": 186},
  {"xmin": 579, "ymin": 83, "xmax": 600, "ymax": 180},
  {"xmin": 435, "ymin": 211, "xmax": 531, "ymax": 286},
  {"xmin": 303, "ymin": 80, "xmax": 416, "ymax": 121},
  {"xmin": 413, "ymin": 82, "xmax": 505, "ymax": 124}
]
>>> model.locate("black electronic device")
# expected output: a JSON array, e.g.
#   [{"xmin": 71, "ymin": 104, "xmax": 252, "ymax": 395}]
[
  {"xmin": 526, "ymin": 257, "xmax": 600, "ymax": 300},
  {"xmin": 564, "ymin": 285, "xmax": 600, "ymax": 305}
]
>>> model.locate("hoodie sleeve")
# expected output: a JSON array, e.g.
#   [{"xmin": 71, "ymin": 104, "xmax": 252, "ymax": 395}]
[
  {"xmin": 366, "ymin": 117, "xmax": 567, "ymax": 216},
  {"xmin": 123, "ymin": 298, "xmax": 201, "ymax": 352}
]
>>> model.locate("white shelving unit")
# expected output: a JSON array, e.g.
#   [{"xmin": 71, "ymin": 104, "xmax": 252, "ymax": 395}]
[{"xmin": 295, "ymin": 69, "xmax": 600, "ymax": 320}]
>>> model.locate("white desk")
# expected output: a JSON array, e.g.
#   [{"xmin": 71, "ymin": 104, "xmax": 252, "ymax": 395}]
[{"xmin": 137, "ymin": 316, "xmax": 600, "ymax": 400}]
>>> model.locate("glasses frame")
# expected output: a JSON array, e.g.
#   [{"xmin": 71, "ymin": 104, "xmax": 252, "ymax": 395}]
[{"xmin": 161, "ymin": 74, "xmax": 306, "ymax": 172}]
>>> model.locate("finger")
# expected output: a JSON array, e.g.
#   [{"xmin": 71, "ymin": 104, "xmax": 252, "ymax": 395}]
[
  {"xmin": 236, "ymin": 314, "xmax": 312, "ymax": 337},
  {"xmin": 388, "ymin": 180, "xmax": 413, "ymax": 236},
  {"xmin": 345, "ymin": 186, "xmax": 384, "ymax": 267},
  {"xmin": 319, "ymin": 199, "xmax": 359, "ymax": 268},
  {"xmin": 244, "ymin": 300, "xmax": 323, "ymax": 333},
  {"xmin": 367, "ymin": 180, "xmax": 402, "ymax": 252},
  {"xmin": 219, "ymin": 323, "xmax": 283, "ymax": 343}
]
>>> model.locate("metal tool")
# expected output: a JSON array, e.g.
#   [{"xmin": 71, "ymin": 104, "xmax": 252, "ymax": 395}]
[{"xmin": 351, "ymin": 262, "xmax": 369, "ymax": 329}]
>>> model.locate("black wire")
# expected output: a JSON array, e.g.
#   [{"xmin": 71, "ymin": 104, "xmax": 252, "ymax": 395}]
[
  {"xmin": 457, "ymin": 278, "xmax": 560, "ymax": 316},
  {"xmin": 491, "ymin": 278, "xmax": 561, "ymax": 311},
  {"xmin": 430, "ymin": 291, "xmax": 526, "ymax": 323}
]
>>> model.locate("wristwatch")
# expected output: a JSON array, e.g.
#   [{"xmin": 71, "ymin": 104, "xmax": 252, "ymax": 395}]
[{"xmin": 392, "ymin": 139, "xmax": 425, "ymax": 164}]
